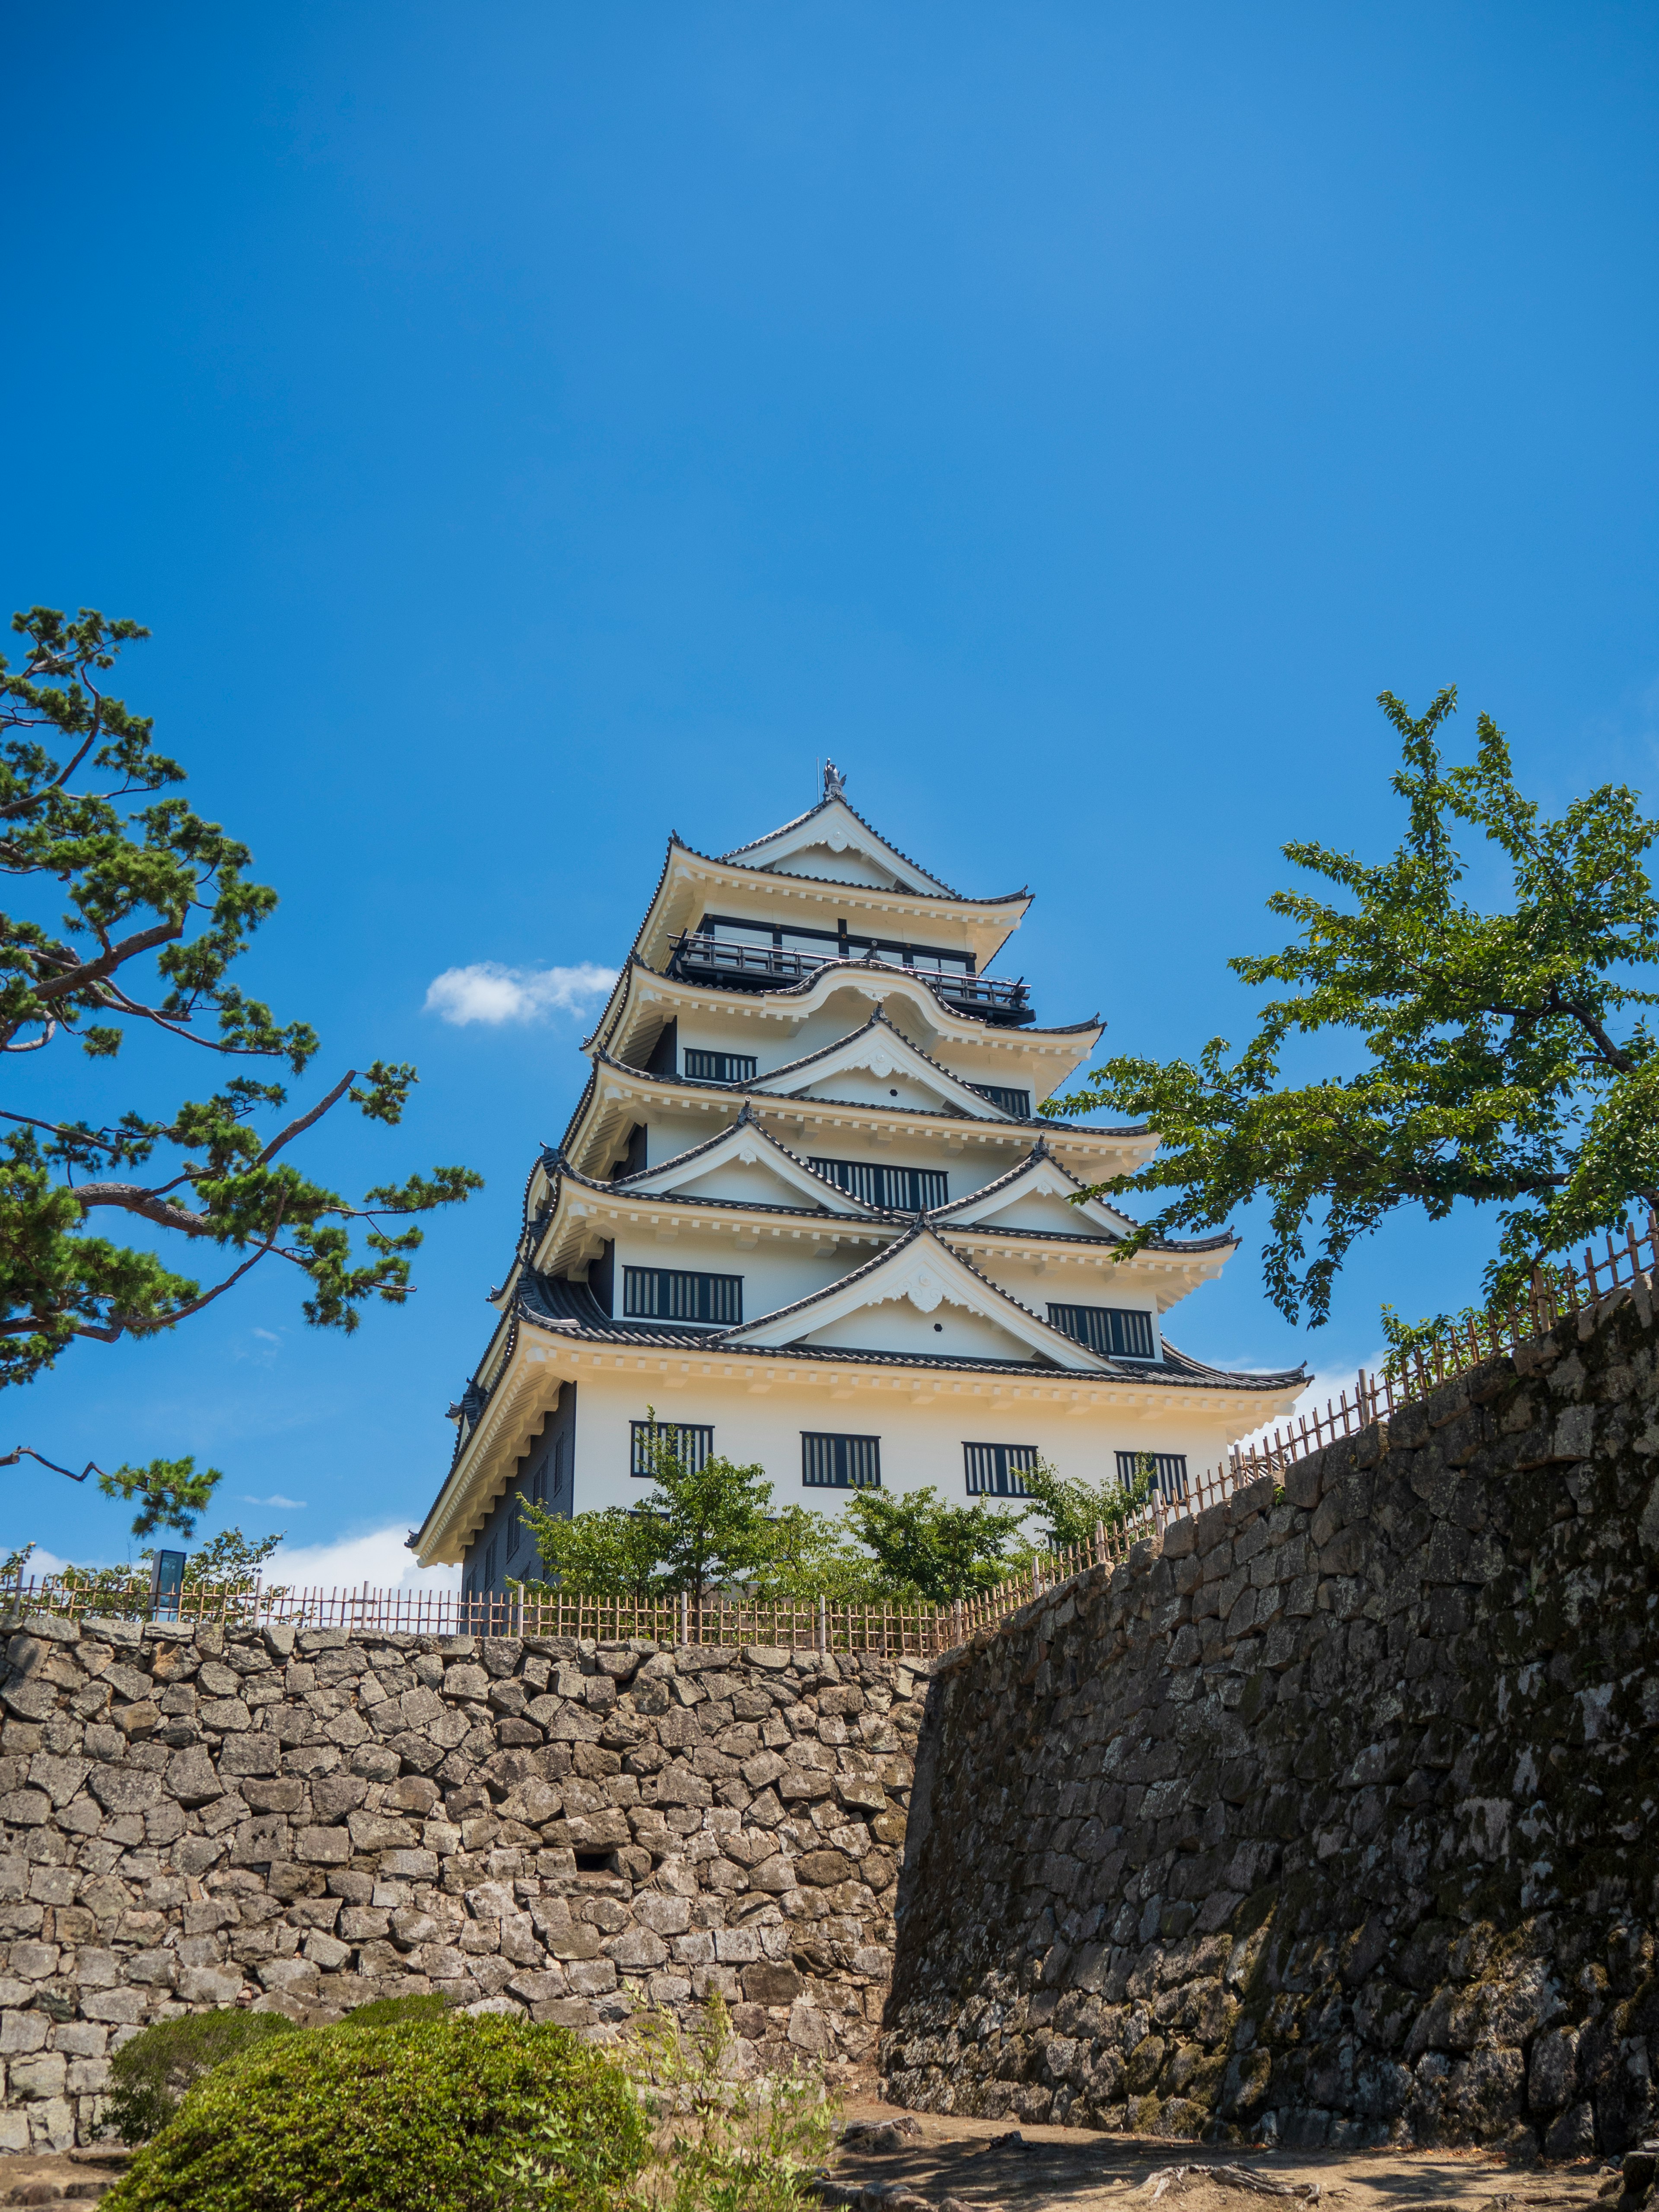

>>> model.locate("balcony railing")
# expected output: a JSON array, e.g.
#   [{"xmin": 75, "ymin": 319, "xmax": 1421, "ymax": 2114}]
[{"xmin": 667, "ymin": 933, "xmax": 1032, "ymax": 1021}]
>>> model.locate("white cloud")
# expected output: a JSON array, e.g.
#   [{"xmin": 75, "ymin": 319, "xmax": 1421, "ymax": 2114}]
[
  {"xmin": 11, "ymin": 1527, "xmax": 457, "ymax": 1594},
  {"xmin": 1236, "ymin": 1349, "xmax": 1388, "ymax": 1459},
  {"xmin": 424, "ymin": 961, "xmax": 618, "ymax": 1027},
  {"xmin": 270, "ymin": 1524, "xmax": 459, "ymax": 1592},
  {"xmin": 242, "ymin": 1494, "xmax": 307, "ymax": 1510}
]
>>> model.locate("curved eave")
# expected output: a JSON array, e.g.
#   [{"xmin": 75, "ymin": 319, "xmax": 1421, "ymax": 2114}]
[
  {"xmin": 587, "ymin": 954, "xmax": 1104, "ymax": 1091},
  {"xmin": 621, "ymin": 839, "xmax": 1034, "ymax": 980},
  {"xmin": 564, "ymin": 1056, "xmax": 1155, "ymax": 1183},
  {"xmin": 527, "ymin": 1169, "xmax": 1218, "ymax": 1295}
]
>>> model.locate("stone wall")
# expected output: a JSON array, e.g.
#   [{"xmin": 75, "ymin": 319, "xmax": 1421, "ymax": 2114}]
[
  {"xmin": 881, "ymin": 1281, "xmax": 1659, "ymax": 2156},
  {"xmin": 0, "ymin": 1626, "xmax": 923, "ymax": 2149}
]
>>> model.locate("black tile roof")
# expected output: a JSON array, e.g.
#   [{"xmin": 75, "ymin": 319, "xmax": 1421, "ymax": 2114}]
[
  {"xmin": 671, "ymin": 836, "xmax": 1030, "ymax": 910},
  {"xmin": 510, "ymin": 1262, "xmax": 1304, "ymax": 1392},
  {"xmin": 531, "ymin": 1125, "xmax": 1226, "ymax": 1256}
]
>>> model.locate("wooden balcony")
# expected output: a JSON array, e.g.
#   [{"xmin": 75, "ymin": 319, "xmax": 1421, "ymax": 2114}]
[{"xmin": 667, "ymin": 932, "xmax": 1033, "ymax": 1024}]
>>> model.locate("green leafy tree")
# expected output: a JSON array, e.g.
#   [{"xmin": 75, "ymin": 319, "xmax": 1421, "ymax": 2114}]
[
  {"xmin": 1051, "ymin": 688, "xmax": 1659, "ymax": 1325},
  {"xmin": 0, "ymin": 606, "xmax": 481, "ymax": 1529},
  {"xmin": 31, "ymin": 1524, "xmax": 286, "ymax": 1608},
  {"xmin": 521, "ymin": 1425, "xmax": 776, "ymax": 1605},
  {"xmin": 642, "ymin": 1428, "xmax": 776, "ymax": 1605},
  {"xmin": 1, "ymin": 1443, "xmax": 223, "ymax": 1539},
  {"xmin": 518, "ymin": 1500, "xmax": 666, "ymax": 1605},
  {"xmin": 749, "ymin": 1502, "xmax": 888, "ymax": 1605},
  {"xmin": 1014, "ymin": 1456, "xmax": 1153, "ymax": 1555},
  {"xmin": 843, "ymin": 1484, "xmax": 1023, "ymax": 1605}
]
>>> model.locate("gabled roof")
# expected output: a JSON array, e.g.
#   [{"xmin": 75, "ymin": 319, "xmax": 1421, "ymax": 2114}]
[
  {"xmin": 610, "ymin": 1104, "xmax": 887, "ymax": 1216},
  {"xmin": 721, "ymin": 767, "xmax": 966, "ymax": 898},
  {"xmin": 931, "ymin": 1137, "xmax": 1135, "ymax": 1236},
  {"xmin": 608, "ymin": 836, "xmax": 1033, "ymax": 994},
  {"xmin": 566, "ymin": 1050, "xmax": 1156, "ymax": 1193},
  {"xmin": 745, "ymin": 1010, "xmax": 1015, "ymax": 1120},
  {"xmin": 720, "ymin": 1218, "xmax": 1115, "ymax": 1367}
]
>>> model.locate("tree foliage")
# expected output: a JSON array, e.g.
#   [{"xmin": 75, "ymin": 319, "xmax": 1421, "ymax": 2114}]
[
  {"xmin": 518, "ymin": 1434, "xmax": 1027, "ymax": 1608},
  {"xmin": 841, "ymin": 1485, "xmax": 1023, "ymax": 1604},
  {"xmin": 104, "ymin": 2013, "xmax": 649, "ymax": 2212},
  {"xmin": 521, "ymin": 1428, "xmax": 785, "ymax": 1607},
  {"xmin": 1013, "ymin": 1455, "xmax": 1153, "ymax": 1554},
  {"xmin": 0, "ymin": 605, "xmax": 483, "ymax": 1395},
  {"xmin": 1051, "ymin": 688, "xmax": 1659, "ymax": 1324}
]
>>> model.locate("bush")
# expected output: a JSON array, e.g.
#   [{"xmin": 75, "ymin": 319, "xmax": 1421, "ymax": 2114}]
[
  {"xmin": 623, "ymin": 1996, "xmax": 837, "ymax": 2212},
  {"xmin": 335, "ymin": 1991, "xmax": 453, "ymax": 2030},
  {"xmin": 102, "ymin": 2013, "xmax": 650, "ymax": 2212},
  {"xmin": 105, "ymin": 2009, "xmax": 298, "ymax": 2143}
]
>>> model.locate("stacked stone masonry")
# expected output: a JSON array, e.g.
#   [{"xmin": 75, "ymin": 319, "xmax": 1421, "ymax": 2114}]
[
  {"xmin": 0, "ymin": 1627, "xmax": 923, "ymax": 2148},
  {"xmin": 882, "ymin": 1281, "xmax": 1659, "ymax": 2156}
]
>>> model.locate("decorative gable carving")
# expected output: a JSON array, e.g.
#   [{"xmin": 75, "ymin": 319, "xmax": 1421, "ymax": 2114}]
[
  {"xmin": 938, "ymin": 1147, "xmax": 1138, "ymax": 1238},
  {"xmin": 750, "ymin": 1016, "xmax": 1010, "ymax": 1120},
  {"xmin": 618, "ymin": 1115, "xmax": 879, "ymax": 1215},
  {"xmin": 727, "ymin": 1226, "xmax": 1107, "ymax": 1367}
]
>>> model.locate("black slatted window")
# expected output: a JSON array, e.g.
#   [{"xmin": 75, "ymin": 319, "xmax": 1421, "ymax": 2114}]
[
  {"xmin": 683, "ymin": 1049, "xmax": 757, "ymax": 1084},
  {"xmin": 1116, "ymin": 1449, "xmax": 1188, "ymax": 1502},
  {"xmin": 801, "ymin": 1432, "xmax": 882, "ymax": 1489},
  {"xmin": 632, "ymin": 1421, "xmax": 715, "ymax": 1479},
  {"xmin": 808, "ymin": 1156, "xmax": 947, "ymax": 1212},
  {"xmin": 968, "ymin": 1084, "xmax": 1032, "ymax": 1118},
  {"xmin": 1048, "ymin": 1303, "xmax": 1157, "ymax": 1360},
  {"xmin": 623, "ymin": 1267, "xmax": 742, "ymax": 1325},
  {"xmin": 963, "ymin": 1442, "xmax": 1037, "ymax": 1497}
]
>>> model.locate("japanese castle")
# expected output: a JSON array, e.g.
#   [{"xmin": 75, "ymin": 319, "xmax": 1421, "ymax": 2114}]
[{"xmin": 414, "ymin": 768, "xmax": 1304, "ymax": 1593}]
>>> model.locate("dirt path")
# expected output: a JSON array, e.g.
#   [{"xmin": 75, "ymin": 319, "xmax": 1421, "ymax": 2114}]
[{"xmin": 827, "ymin": 2091, "xmax": 1613, "ymax": 2212}]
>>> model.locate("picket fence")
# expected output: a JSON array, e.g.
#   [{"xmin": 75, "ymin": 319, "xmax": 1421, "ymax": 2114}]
[{"xmin": 8, "ymin": 1217, "xmax": 1652, "ymax": 1659}]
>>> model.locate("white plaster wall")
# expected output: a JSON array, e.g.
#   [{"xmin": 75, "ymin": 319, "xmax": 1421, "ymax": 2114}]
[
  {"xmin": 561, "ymin": 1362, "xmax": 1242, "ymax": 1522},
  {"xmin": 972, "ymin": 1254, "xmax": 1165, "ymax": 1338},
  {"xmin": 607, "ymin": 1222, "xmax": 850, "ymax": 1319}
]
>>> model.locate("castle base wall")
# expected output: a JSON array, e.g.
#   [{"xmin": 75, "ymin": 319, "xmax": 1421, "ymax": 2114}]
[
  {"xmin": 881, "ymin": 1285, "xmax": 1659, "ymax": 2156},
  {"xmin": 0, "ymin": 1623, "xmax": 922, "ymax": 2148}
]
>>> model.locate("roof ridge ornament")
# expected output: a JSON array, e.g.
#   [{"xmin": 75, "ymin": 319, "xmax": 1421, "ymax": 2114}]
[{"xmin": 823, "ymin": 760, "xmax": 846, "ymax": 801}]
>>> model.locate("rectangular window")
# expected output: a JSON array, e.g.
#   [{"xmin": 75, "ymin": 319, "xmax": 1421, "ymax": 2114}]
[
  {"xmin": 1048, "ymin": 1303, "xmax": 1157, "ymax": 1360},
  {"xmin": 632, "ymin": 1420, "xmax": 715, "ymax": 1480},
  {"xmin": 963, "ymin": 1442, "xmax": 1037, "ymax": 1497},
  {"xmin": 968, "ymin": 1084, "xmax": 1032, "ymax": 1118},
  {"xmin": 1116, "ymin": 1449, "xmax": 1188, "ymax": 1502},
  {"xmin": 622, "ymin": 1267, "xmax": 743, "ymax": 1325},
  {"xmin": 484, "ymin": 1536, "xmax": 497, "ymax": 1590},
  {"xmin": 801, "ymin": 1432, "xmax": 882, "ymax": 1489},
  {"xmin": 808, "ymin": 1156, "xmax": 948, "ymax": 1212},
  {"xmin": 683, "ymin": 1049, "xmax": 758, "ymax": 1084},
  {"xmin": 707, "ymin": 918, "xmax": 777, "ymax": 948}
]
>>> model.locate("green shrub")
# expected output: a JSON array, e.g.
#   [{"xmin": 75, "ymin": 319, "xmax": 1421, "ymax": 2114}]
[
  {"xmin": 334, "ymin": 1991, "xmax": 452, "ymax": 2031},
  {"xmin": 621, "ymin": 1996, "xmax": 837, "ymax": 2212},
  {"xmin": 105, "ymin": 2009, "xmax": 299, "ymax": 2143},
  {"xmin": 102, "ymin": 2013, "xmax": 650, "ymax": 2212}
]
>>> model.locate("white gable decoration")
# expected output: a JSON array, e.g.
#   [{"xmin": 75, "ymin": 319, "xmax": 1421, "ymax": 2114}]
[
  {"xmin": 620, "ymin": 1116, "xmax": 882, "ymax": 1215},
  {"xmin": 938, "ymin": 1147, "xmax": 1138, "ymax": 1238},
  {"xmin": 727, "ymin": 1226, "xmax": 1109, "ymax": 1367},
  {"xmin": 751, "ymin": 1015, "xmax": 1014, "ymax": 1120},
  {"xmin": 722, "ymin": 775, "xmax": 956, "ymax": 898}
]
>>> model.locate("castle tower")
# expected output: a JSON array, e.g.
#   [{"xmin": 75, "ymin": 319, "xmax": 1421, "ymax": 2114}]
[{"xmin": 413, "ymin": 769, "xmax": 1304, "ymax": 1594}]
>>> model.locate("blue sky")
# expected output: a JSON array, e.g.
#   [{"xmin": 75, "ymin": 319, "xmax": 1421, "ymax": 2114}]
[{"xmin": 4, "ymin": 4, "xmax": 1656, "ymax": 1578}]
